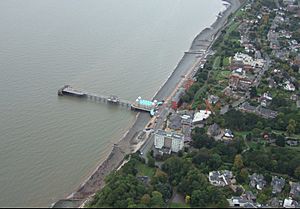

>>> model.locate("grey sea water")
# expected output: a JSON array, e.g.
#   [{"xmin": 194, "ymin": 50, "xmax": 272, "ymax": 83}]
[{"xmin": 0, "ymin": 0, "xmax": 224, "ymax": 207}]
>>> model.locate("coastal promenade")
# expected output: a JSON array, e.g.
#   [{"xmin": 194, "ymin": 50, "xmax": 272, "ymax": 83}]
[{"xmin": 52, "ymin": 0, "xmax": 243, "ymax": 207}]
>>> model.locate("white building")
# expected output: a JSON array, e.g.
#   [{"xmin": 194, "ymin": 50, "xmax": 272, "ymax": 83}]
[
  {"xmin": 234, "ymin": 52, "xmax": 265, "ymax": 68},
  {"xmin": 284, "ymin": 83, "xmax": 296, "ymax": 92},
  {"xmin": 283, "ymin": 198, "xmax": 299, "ymax": 208},
  {"xmin": 192, "ymin": 110, "xmax": 212, "ymax": 124},
  {"xmin": 154, "ymin": 130, "xmax": 184, "ymax": 154},
  {"xmin": 234, "ymin": 52, "xmax": 254, "ymax": 66},
  {"xmin": 209, "ymin": 170, "xmax": 234, "ymax": 187}
]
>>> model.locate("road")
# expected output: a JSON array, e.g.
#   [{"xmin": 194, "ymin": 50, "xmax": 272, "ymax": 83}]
[
  {"xmin": 139, "ymin": 50, "xmax": 208, "ymax": 159},
  {"xmin": 138, "ymin": 0, "xmax": 245, "ymax": 160},
  {"xmin": 253, "ymin": 54, "xmax": 270, "ymax": 88}
]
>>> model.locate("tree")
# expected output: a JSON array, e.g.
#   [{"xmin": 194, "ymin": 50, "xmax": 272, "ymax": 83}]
[
  {"xmin": 252, "ymin": 128, "xmax": 262, "ymax": 138},
  {"xmin": 257, "ymin": 187, "xmax": 272, "ymax": 204},
  {"xmin": 246, "ymin": 133, "xmax": 252, "ymax": 141},
  {"xmin": 150, "ymin": 191, "xmax": 164, "ymax": 208},
  {"xmin": 208, "ymin": 154, "xmax": 222, "ymax": 170},
  {"xmin": 240, "ymin": 168, "xmax": 250, "ymax": 183},
  {"xmin": 178, "ymin": 150, "xmax": 184, "ymax": 157},
  {"xmin": 140, "ymin": 194, "xmax": 151, "ymax": 206},
  {"xmin": 162, "ymin": 157, "xmax": 193, "ymax": 186},
  {"xmin": 234, "ymin": 154, "xmax": 244, "ymax": 170},
  {"xmin": 287, "ymin": 119, "xmax": 296, "ymax": 136},
  {"xmin": 191, "ymin": 190, "xmax": 206, "ymax": 207},
  {"xmin": 178, "ymin": 169, "xmax": 209, "ymax": 195},
  {"xmin": 185, "ymin": 195, "xmax": 191, "ymax": 204},
  {"xmin": 90, "ymin": 173, "xmax": 149, "ymax": 208},
  {"xmin": 275, "ymin": 135, "xmax": 285, "ymax": 147},
  {"xmin": 256, "ymin": 121, "xmax": 264, "ymax": 130},
  {"xmin": 148, "ymin": 156, "xmax": 155, "ymax": 168},
  {"xmin": 152, "ymin": 169, "xmax": 168, "ymax": 184},
  {"xmin": 295, "ymin": 166, "xmax": 300, "ymax": 180}
]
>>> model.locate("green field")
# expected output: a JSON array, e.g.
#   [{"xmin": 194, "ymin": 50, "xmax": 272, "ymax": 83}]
[{"xmin": 136, "ymin": 162, "xmax": 156, "ymax": 177}]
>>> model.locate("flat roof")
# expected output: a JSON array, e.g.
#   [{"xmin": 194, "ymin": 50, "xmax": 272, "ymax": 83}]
[
  {"xmin": 192, "ymin": 110, "xmax": 212, "ymax": 123},
  {"xmin": 139, "ymin": 99, "xmax": 154, "ymax": 107},
  {"xmin": 155, "ymin": 129, "xmax": 184, "ymax": 140}
]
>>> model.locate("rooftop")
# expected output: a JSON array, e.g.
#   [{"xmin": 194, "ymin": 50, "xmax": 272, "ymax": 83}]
[
  {"xmin": 271, "ymin": 176, "xmax": 286, "ymax": 194},
  {"xmin": 139, "ymin": 99, "xmax": 154, "ymax": 107},
  {"xmin": 192, "ymin": 110, "xmax": 212, "ymax": 123},
  {"xmin": 155, "ymin": 129, "xmax": 184, "ymax": 141}
]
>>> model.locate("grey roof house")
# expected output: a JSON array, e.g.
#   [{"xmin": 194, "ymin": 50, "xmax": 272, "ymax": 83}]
[
  {"xmin": 290, "ymin": 182, "xmax": 300, "ymax": 199},
  {"xmin": 271, "ymin": 176, "xmax": 286, "ymax": 194},
  {"xmin": 208, "ymin": 123, "xmax": 222, "ymax": 137},
  {"xmin": 249, "ymin": 173, "xmax": 266, "ymax": 190},
  {"xmin": 209, "ymin": 170, "xmax": 234, "ymax": 187}
]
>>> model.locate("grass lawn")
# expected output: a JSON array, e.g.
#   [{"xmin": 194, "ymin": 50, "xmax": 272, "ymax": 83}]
[
  {"xmin": 136, "ymin": 162, "xmax": 156, "ymax": 178},
  {"xmin": 215, "ymin": 70, "xmax": 231, "ymax": 81},
  {"xmin": 213, "ymin": 56, "xmax": 221, "ymax": 70},
  {"xmin": 224, "ymin": 22, "xmax": 240, "ymax": 39},
  {"xmin": 223, "ymin": 57, "xmax": 231, "ymax": 67},
  {"xmin": 235, "ymin": 9, "xmax": 246, "ymax": 18},
  {"xmin": 234, "ymin": 131, "xmax": 250, "ymax": 138}
]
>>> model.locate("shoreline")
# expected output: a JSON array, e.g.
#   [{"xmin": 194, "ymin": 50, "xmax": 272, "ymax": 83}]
[{"xmin": 52, "ymin": 0, "xmax": 242, "ymax": 207}]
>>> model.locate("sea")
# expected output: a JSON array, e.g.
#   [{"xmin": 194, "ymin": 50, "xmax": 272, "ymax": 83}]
[{"xmin": 0, "ymin": 0, "xmax": 225, "ymax": 207}]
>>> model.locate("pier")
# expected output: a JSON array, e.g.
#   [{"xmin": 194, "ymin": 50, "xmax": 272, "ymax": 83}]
[{"xmin": 58, "ymin": 85, "xmax": 159, "ymax": 113}]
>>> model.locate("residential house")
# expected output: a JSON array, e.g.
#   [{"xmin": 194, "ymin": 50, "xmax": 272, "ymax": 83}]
[
  {"xmin": 227, "ymin": 197, "xmax": 256, "ymax": 208},
  {"xmin": 292, "ymin": 54, "xmax": 300, "ymax": 66},
  {"xmin": 284, "ymin": 82, "xmax": 296, "ymax": 92},
  {"xmin": 224, "ymin": 129, "xmax": 234, "ymax": 139},
  {"xmin": 283, "ymin": 198, "xmax": 299, "ymax": 208},
  {"xmin": 229, "ymin": 74, "xmax": 252, "ymax": 92},
  {"xmin": 137, "ymin": 176, "xmax": 150, "ymax": 185},
  {"xmin": 208, "ymin": 95, "xmax": 220, "ymax": 105},
  {"xmin": 209, "ymin": 170, "xmax": 234, "ymax": 187},
  {"xmin": 290, "ymin": 182, "xmax": 300, "ymax": 199},
  {"xmin": 257, "ymin": 106, "xmax": 278, "ymax": 119},
  {"xmin": 271, "ymin": 176, "xmax": 286, "ymax": 194},
  {"xmin": 283, "ymin": 0, "xmax": 296, "ymax": 6},
  {"xmin": 208, "ymin": 123, "xmax": 222, "ymax": 138},
  {"xmin": 168, "ymin": 114, "xmax": 182, "ymax": 131},
  {"xmin": 274, "ymin": 49, "xmax": 290, "ymax": 61},
  {"xmin": 239, "ymin": 102, "xmax": 278, "ymax": 119},
  {"xmin": 291, "ymin": 94, "xmax": 298, "ymax": 101},
  {"xmin": 181, "ymin": 114, "xmax": 192, "ymax": 126},
  {"xmin": 249, "ymin": 173, "xmax": 267, "ymax": 190},
  {"xmin": 260, "ymin": 92, "xmax": 273, "ymax": 107},
  {"xmin": 268, "ymin": 78, "xmax": 277, "ymax": 89},
  {"xmin": 239, "ymin": 102, "xmax": 257, "ymax": 114},
  {"xmin": 243, "ymin": 191, "xmax": 257, "ymax": 203},
  {"xmin": 268, "ymin": 30, "xmax": 281, "ymax": 50},
  {"xmin": 269, "ymin": 198, "xmax": 283, "ymax": 208}
]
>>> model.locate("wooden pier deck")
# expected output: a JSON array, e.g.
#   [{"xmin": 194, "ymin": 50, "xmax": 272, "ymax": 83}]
[{"xmin": 58, "ymin": 85, "xmax": 132, "ymax": 108}]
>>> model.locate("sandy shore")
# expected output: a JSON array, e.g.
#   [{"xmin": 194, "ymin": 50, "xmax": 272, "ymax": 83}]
[{"xmin": 52, "ymin": 0, "xmax": 243, "ymax": 207}]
